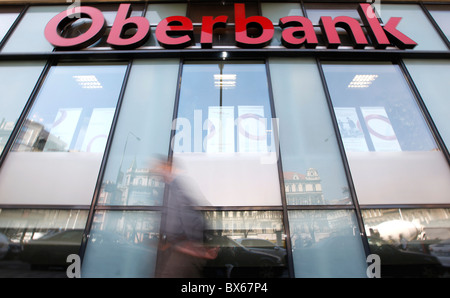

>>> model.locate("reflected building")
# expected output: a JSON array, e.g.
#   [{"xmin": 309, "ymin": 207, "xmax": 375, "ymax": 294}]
[
  {"xmin": 99, "ymin": 162, "xmax": 165, "ymax": 206},
  {"xmin": 284, "ymin": 169, "xmax": 325, "ymax": 205}
]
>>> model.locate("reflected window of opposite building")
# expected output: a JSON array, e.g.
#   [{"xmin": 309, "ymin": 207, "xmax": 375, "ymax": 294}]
[{"xmin": 322, "ymin": 62, "xmax": 450, "ymax": 206}]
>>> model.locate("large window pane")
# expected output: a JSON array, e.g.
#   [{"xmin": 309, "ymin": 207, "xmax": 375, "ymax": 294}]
[
  {"xmin": 2, "ymin": 6, "xmax": 66, "ymax": 53},
  {"xmin": 81, "ymin": 211, "xmax": 161, "ymax": 278},
  {"xmin": 322, "ymin": 62, "xmax": 450, "ymax": 205},
  {"xmin": 203, "ymin": 211, "xmax": 288, "ymax": 278},
  {"xmin": 426, "ymin": 5, "xmax": 450, "ymax": 42},
  {"xmin": 379, "ymin": 4, "xmax": 448, "ymax": 51},
  {"xmin": 0, "ymin": 209, "xmax": 88, "ymax": 278},
  {"xmin": 173, "ymin": 62, "xmax": 281, "ymax": 207},
  {"xmin": 288, "ymin": 210, "xmax": 367, "ymax": 278},
  {"xmin": 0, "ymin": 61, "xmax": 45, "ymax": 155},
  {"xmin": 404, "ymin": 60, "xmax": 450, "ymax": 151},
  {"xmin": 269, "ymin": 58, "xmax": 351, "ymax": 205},
  {"xmin": 0, "ymin": 63, "xmax": 128, "ymax": 206},
  {"xmin": 362, "ymin": 208, "xmax": 450, "ymax": 277},
  {"xmin": 97, "ymin": 59, "xmax": 179, "ymax": 206},
  {"xmin": 0, "ymin": 7, "xmax": 22, "ymax": 44}
]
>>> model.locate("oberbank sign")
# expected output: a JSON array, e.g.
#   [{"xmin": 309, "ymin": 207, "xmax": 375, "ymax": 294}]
[{"xmin": 44, "ymin": 3, "xmax": 417, "ymax": 51}]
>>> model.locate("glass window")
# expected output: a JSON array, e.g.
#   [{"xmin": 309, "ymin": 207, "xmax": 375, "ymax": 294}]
[
  {"xmin": 2, "ymin": 5, "xmax": 66, "ymax": 53},
  {"xmin": 0, "ymin": 63, "xmax": 128, "ymax": 206},
  {"xmin": 322, "ymin": 62, "xmax": 450, "ymax": 205},
  {"xmin": 304, "ymin": 3, "xmax": 366, "ymax": 48},
  {"xmin": 288, "ymin": 210, "xmax": 367, "ymax": 277},
  {"xmin": 0, "ymin": 208, "xmax": 88, "ymax": 278},
  {"xmin": 203, "ymin": 211, "xmax": 288, "ymax": 278},
  {"xmin": 305, "ymin": 3, "xmax": 362, "ymax": 25},
  {"xmin": 362, "ymin": 208, "xmax": 450, "ymax": 278},
  {"xmin": 0, "ymin": 7, "xmax": 22, "ymax": 44},
  {"xmin": 173, "ymin": 62, "xmax": 281, "ymax": 207},
  {"xmin": 97, "ymin": 59, "xmax": 179, "ymax": 206},
  {"xmin": 426, "ymin": 5, "xmax": 450, "ymax": 42},
  {"xmin": 81, "ymin": 211, "xmax": 161, "ymax": 278},
  {"xmin": 0, "ymin": 61, "xmax": 46, "ymax": 156},
  {"xmin": 379, "ymin": 4, "xmax": 448, "ymax": 51},
  {"xmin": 404, "ymin": 60, "xmax": 450, "ymax": 151},
  {"xmin": 269, "ymin": 58, "xmax": 352, "ymax": 205}
]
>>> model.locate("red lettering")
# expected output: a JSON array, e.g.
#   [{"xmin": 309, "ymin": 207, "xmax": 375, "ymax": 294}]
[
  {"xmin": 319, "ymin": 16, "xmax": 368, "ymax": 49},
  {"xmin": 155, "ymin": 16, "xmax": 194, "ymax": 49},
  {"xmin": 382, "ymin": 17, "xmax": 417, "ymax": 49},
  {"xmin": 358, "ymin": 3, "xmax": 417, "ymax": 49},
  {"xmin": 107, "ymin": 4, "xmax": 150, "ymax": 49},
  {"xmin": 44, "ymin": 3, "xmax": 418, "ymax": 51},
  {"xmin": 200, "ymin": 15, "xmax": 228, "ymax": 49},
  {"xmin": 279, "ymin": 16, "xmax": 318, "ymax": 48},
  {"xmin": 44, "ymin": 6, "xmax": 106, "ymax": 50},
  {"xmin": 234, "ymin": 3, "xmax": 274, "ymax": 48}
]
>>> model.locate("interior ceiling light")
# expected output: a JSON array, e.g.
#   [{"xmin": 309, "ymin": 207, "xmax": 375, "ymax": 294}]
[
  {"xmin": 348, "ymin": 74, "xmax": 379, "ymax": 88},
  {"xmin": 214, "ymin": 74, "xmax": 236, "ymax": 89},
  {"xmin": 73, "ymin": 75, "xmax": 103, "ymax": 89}
]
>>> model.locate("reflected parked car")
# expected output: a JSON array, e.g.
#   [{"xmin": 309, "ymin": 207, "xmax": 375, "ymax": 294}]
[
  {"xmin": 20, "ymin": 229, "xmax": 83, "ymax": 269},
  {"xmin": 235, "ymin": 238, "xmax": 287, "ymax": 261},
  {"xmin": 369, "ymin": 239, "xmax": 444, "ymax": 278},
  {"xmin": 204, "ymin": 235, "xmax": 286, "ymax": 278},
  {"xmin": 429, "ymin": 239, "xmax": 450, "ymax": 268}
]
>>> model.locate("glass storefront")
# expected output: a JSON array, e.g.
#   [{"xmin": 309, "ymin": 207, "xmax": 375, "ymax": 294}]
[{"xmin": 0, "ymin": 1, "xmax": 449, "ymax": 279}]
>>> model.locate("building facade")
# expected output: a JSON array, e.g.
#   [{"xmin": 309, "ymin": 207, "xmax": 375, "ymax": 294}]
[{"xmin": 0, "ymin": 0, "xmax": 449, "ymax": 278}]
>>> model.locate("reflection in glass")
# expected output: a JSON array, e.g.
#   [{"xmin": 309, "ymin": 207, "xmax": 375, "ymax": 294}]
[
  {"xmin": 288, "ymin": 210, "xmax": 367, "ymax": 278},
  {"xmin": 203, "ymin": 211, "xmax": 288, "ymax": 278},
  {"xmin": 269, "ymin": 58, "xmax": 352, "ymax": 205},
  {"xmin": 97, "ymin": 59, "xmax": 179, "ymax": 206},
  {"xmin": 0, "ymin": 63, "xmax": 127, "ymax": 206},
  {"xmin": 427, "ymin": 5, "xmax": 450, "ymax": 42},
  {"xmin": 404, "ymin": 60, "xmax": 450, "ymax": 151},
  {"xmin": 0, "ymin": 61, "xmax": 45, "ymax": 155},
  {"xmin": 173, "ymin": 62, "xmax": 281, "ymax": 207},
  {"xmin": 81, "ymin": 211, "xmax": 161, "ymax": 277},
  {"xmin": 323, "ymin": 62, "xmax": 450, "ymax": 205},
  {"xmin": 362, "ymin": 208, "xmax": 450, "ymax": 277},
  {"xmin": 0, "ymin": 209, "xmax": 88, "ymax": 278}
]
